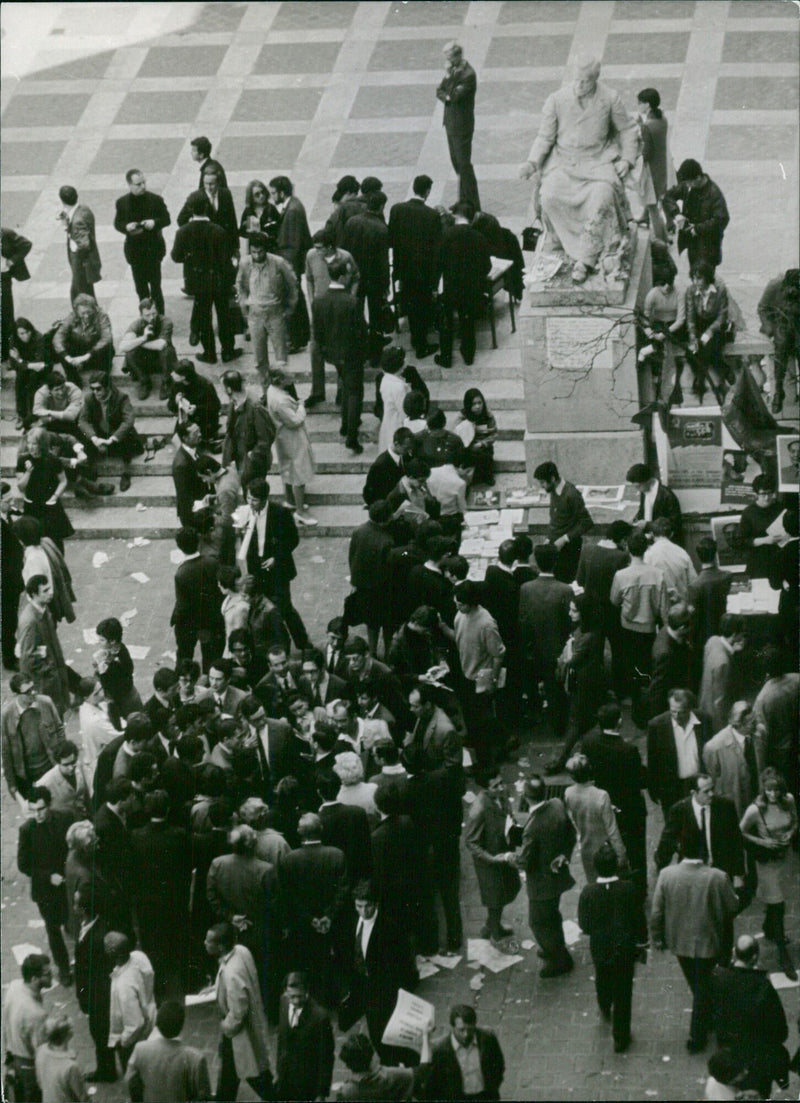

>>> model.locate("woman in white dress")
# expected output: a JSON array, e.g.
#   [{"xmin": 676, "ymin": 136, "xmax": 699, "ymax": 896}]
[
  {"xmin": 266, "ymin": 369, "xmax": 317, "ymax": 526},
  {"xmin": 377, "ymin": 347, "xmax": 409, "ymax": 455}
]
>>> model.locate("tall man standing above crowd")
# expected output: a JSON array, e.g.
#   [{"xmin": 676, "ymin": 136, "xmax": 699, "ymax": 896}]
[
  {"xmin": 312, "ymin": 257, "xmax": 368, "ymax": 455},
  {"xmin": 436, "ymin": 42, "xmax": 480, "ymax": 213},
  {"xmin": 270, "ymin": 176, "xmax": 312, "ymax": 354},
  {"xmin": 114, "ymin": 170, "xmax": 171, "ymax": 314},
  {"xmin": 389, "ymin": 175, "xmax": 441, "ymax": 360}
]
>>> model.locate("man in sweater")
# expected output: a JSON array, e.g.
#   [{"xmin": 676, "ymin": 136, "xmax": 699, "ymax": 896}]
[
  {"xmin": 533, "ymin": 461, "xmax": 593, "ymax": 582},
  {"xmin": 236, "ymin": 231, "xmax": 297, "ymax": 381},
  {"xmin": 454, "ymin": 580, "xmax": 506, "ymax": 767}
]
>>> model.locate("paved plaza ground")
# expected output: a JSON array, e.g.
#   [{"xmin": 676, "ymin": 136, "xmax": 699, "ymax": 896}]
[{"xmin": 1, "ymin": 2, "xmax": 799, "ymax": 1100}]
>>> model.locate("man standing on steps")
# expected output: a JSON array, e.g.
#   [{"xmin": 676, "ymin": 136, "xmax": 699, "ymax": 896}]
[
  {"xmin": 436, "ymin": 42, "xmax": 480, "ymax": 213},
  {"xmin": 270, "ymin": 175, "xmax": 313, "ymax": 355},
  {"xmin": 312, "ymin": 256, "xmax": 368, "ymax": 455},
  {"xmin": 434, "ymin": 202, "xmax": 491, "ymax": 370},
  {"xmin": 389, "ymin": 175, "xmax": 441, "ymax": 360},
  {"xmin": 58, "ymin": 185, "xmax": 101, "ymax": 303},
  {"xmin": 113, "ymin": 170, "xmax": 171, "ymax": 314}
]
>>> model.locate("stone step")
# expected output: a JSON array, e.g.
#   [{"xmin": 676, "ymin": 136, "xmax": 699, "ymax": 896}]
[
  {"xmin": 1, "ymin": 439, "xmax": 526, "ymax": 479},
  {"xmin": 0, "ymin": 409, "xmax": 527, "ymax": 446},
  {"xmin": 40, "ymin": 469, "xmax": 529, "ymax": 510}
]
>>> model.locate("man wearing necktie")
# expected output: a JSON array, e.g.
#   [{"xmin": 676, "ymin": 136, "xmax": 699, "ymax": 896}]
[{"xmin": 274, "ymin": 971, "xmax": 334, "ymax": 1101}]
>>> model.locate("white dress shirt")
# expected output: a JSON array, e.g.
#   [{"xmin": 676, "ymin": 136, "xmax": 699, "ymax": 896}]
[{"xmin": 671, "ymin": 712, "xmax": 700, "ymax": 779}]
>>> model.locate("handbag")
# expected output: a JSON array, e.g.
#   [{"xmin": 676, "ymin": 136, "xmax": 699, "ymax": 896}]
[{"xmin": 521, "ymin": 223, "xmax": 542, "ymax": 252}]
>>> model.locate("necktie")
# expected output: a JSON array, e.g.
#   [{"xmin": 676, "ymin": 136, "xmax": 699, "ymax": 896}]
[
  {"xmin": 355, "ymin": 920, "xmax": 367, "ymax": 973},
  {"xmin": 743, "ymin": 737, "xmax": 758, "ymax": 793},
  {"xmin": 328, "ymin": 649, "xmax": 338, "ymax": 675},
  {"xmin": 699, "ymin": 807, "xmax": 709, "ymax": 863}
]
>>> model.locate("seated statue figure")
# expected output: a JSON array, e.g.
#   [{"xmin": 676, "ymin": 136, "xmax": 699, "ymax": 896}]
[{"xmin": 520, "ymin": 56, "xmax": 638, "ymax": 284}]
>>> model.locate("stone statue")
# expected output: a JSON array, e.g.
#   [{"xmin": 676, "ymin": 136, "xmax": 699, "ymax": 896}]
[{"xmin": 520, "ymin": 56, "xmax": 638, "ymax": 284}]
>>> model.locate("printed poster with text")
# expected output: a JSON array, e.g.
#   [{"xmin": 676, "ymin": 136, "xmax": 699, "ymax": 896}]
[{"xmin": 665, "ymin": 412, "xmax": 723, "ymax": 489}]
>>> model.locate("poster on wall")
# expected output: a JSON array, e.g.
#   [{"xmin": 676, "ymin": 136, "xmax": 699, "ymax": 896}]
[
  {"xmin": 776, "ymin": 435, "xmax": 800, "ymax": 494},
  {"xmin": 720, "ymin": 448, "xmax": 760, "ymax": 505},
  {"xmin": 664, "ymin": 412, "xmax": 723, "ymax": 488},
  {"xmin": 710, "ymin": 515, "xmax": 748, "ymax": 572}
]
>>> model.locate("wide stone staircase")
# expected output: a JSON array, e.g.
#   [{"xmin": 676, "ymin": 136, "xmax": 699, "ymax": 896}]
[{"xmin": 1, "ymin": 317, "xmax": 526, "ymax": 540}]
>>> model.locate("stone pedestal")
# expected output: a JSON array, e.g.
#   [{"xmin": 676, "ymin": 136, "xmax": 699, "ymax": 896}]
[{"xmin": 521, "ymin": 229, "xmax": 651, "ymax": 485}]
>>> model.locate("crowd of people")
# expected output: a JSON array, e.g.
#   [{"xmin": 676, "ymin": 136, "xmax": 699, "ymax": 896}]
[{"xmin": 0, "ymin": 40, "xmax": 798, "ymax": 1103}]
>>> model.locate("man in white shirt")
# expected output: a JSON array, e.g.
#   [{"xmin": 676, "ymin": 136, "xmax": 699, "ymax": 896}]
[
  {"xmin": 105, "ymin": 933, "xmax": 155, "ymax": 1072},
  {"xmin": 647, "ymin": 687, "xmax": 712, "ymax": 815}
]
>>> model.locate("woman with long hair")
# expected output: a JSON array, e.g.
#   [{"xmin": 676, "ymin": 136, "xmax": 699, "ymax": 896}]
[
  {"xmin": 454, "ymin": 387, "xmax": 497, "ymax": 486},
  {"xmin": 16, "ymin": 427, "xmax": 74, "ymax": 553},
  {"xmin": 549, "ymin": 593, "xmax": 608, "ymax": 772},
  {"xmin": 15, "ymin": 515, "xmax": 76, "ymax": 624},
  {"xmin": 740, "ymin": 767, "xmax": 798, "ymax": 979},
  {"xmin": 238, "ymin": 179, "xmax": 280, "ymax": 254},
  {"xmin": 8, "ymin": 317, "xmax": 48, "ymax": 426}
]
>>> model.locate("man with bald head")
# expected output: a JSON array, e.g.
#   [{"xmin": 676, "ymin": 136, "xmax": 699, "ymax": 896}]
[
  {"xmin": 277, "ymin": 812, "xmax": 349, "ymax": 1007},
  {"xmin": 436, "ymin": 42, "xmax": 480, "ymax": 212},
  {"xmin": 520, "ymin": 55, "xmax": 638, "ymax": 282},
  {"xmin": 711, "ymin": 934, "xmax": 789, "ymax": 1097}
]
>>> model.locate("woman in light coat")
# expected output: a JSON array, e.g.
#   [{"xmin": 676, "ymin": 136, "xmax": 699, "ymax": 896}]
[
  {"xmin": 564, "ymin": 753, "xmax": 627, "ymax": 884},
  {"xmin": 377, "ymin": 347, "xmax": 409, "ymax": 455},
  {"xmin": 465, "ymin": 767, "xmax": 521, "ymax": 940},
  {"xmin": 266, "ymin": 369, "xmax": 317, "ymax": 526}
]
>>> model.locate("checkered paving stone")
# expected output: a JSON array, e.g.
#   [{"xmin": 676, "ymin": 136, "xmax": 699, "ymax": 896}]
[{"xmin": 1, "ymin": 4, "xmax": 798, "ymax": 1100}]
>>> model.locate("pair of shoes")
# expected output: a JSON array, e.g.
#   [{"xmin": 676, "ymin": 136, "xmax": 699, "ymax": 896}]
[
  {"xmin": 288, "ymin": 342, "xmax": 307, "ymax": 355},
  {"xmin": 347, "ymin": 440, "xmax": 364, "ymax": 455},
  {"xmin": 136, "ymin": 380, "xmax": 151, "ymax": 401},
  {"xmin": 73, "ymin": 480, "xmax": 95, "ymax": 500},
  {"xmin": 196, "ymin": 352, "xmax": 217, "ymax": 365},
  {"xmin": 119, "ymin": 472, "xmax": 132, "ymax": 492},
  {"xmin": 685, "ymin": 1038, "xmax": 706, "ymax": 1055},
  {"xmin": 159, "ymin": 378, "xmax": 170, "ymax": 401},
  {"xmin": 492, "ymin": 926, "xmax": 514, "ymax": 940},
  {"xmin": 613, "ymin": 1036, "xmax": 631, "ymax": 1053},
  {"xmin": 189, "ymin": 329, "xmax": 199, "ymax": 346},
  {"xmin": 598, "ymin": 1004, "xmax": 611, "ymax": 1022},
  {"xmin": 778, "ymin": 944, "xmax": 798, "ymax": 981},
  {"xmin": 295, "ymin": 512, "xmax": 318, "ymax": 527},
  {"xmin": 462, "ymin": 355, "xmax": 475, "ymax": 366},
  {"xmin": 305, "ymin": 395, "xmax": 325, "ymax": 409},
  {"xmin": 221, "ymin": 348, "xmax": 242, "ymax": 363},
  {"xmin": 433, "ymin": 354, "xmax": 452, "ymax": 369},
  {"xmin": 143, "ymin": 437, "xmax": 163, "ymax": 463},
  {"xmin": 415, "ymin": 344, "xmax": 438, "ymax": 359},
  {"xmin": 540, "ymin": 957, "xmax": 574, "ymax": 979}
]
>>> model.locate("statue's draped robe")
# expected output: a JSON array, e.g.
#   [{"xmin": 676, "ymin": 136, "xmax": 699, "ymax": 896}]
[{"xmin": 529, "ymin": 82, "xmax": 639, "ymax": 268}]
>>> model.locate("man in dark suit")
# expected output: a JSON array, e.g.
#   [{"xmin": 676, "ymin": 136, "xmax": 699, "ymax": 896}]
[
  {"xmin": 347, "ymin": 500, "xmax": 396, "ymax": 655},
  {"xmin": 578, "ymin": 844, "xmax": 639, "ymax": 1053},
  {"xmin": 113, "ymin": 170, "xmax": 171, "ymax": 313},
  {"xmin": 1, "ymin": 483, "xmax": 24, "ymax": 669},
  {"xmin": 170, "ymin": 527, "xmax": 224, "ymax": 671},
  {"xmin": 171, "ymin": 193, "xmax": 236, "ymax": 366},
  {"xmin": 425, "ymin": 1005, "xmax": 505, "ymax": 1101},
  {"xmin": 17, "ymin": 786, "xmax": 73, "ymax": 985},
  {"xmin": 93, "ymin": 715, "xmax": 152, "ymax": 807},
  {"xmin": 711, "ymin": 934, "xmax": 790, "ymax": 1099},
  {"xmin": 130, "ymin": 790, "xmax": 191, "ymax": 999},
  {"xmin": 177, "ymin": 166, "xmax": 238, "ymax": 274},
  {"xmin": 482, "ymin": 538, "xmax": 522, "ymax": 717},
  {"xmin": 514, "ymin": 775, "xmax": 576, "ymax": 977},
  {"xmin": 342, "ymin": 191, "xmax": 390, "ymax": 361},
  {"xmin": 312, "ymin": 256, "xmax": 369, "ymax": 453},
  {"xmin": 237, "ymin": 478, "xmax": 309, "ymax": 650},
  {"xmin": 646, "ymin": 604, "xmax": 694, "ymax": 721},
  {"xmin": 436, "ymin": 43, "xmax": 480, "ymax": 213},
  {"xmin": 74, "ymin": 886, "xmax": 115, "ymax": 1082},
  {"xmin": 348, "ymin": 881, "xmax": 418, "ymax": 1064},
  {"xmin": 254, "ymin": 644, "xmax": 300, "ymax": 719},
  {"xmin": 389, "ymin": 174, "xmax": 442, "ymax": 358},
  {"xmin": 688, "ymin": 536, "xmax": 733, "ymax": 646},
  {"xmin": 626, "ymin": 463, "xmax": 684, "ymax": 546},
  {"xmin": 519, "ymin": 543, "xmax": 572, "ymax": 745},
  {"xmin": 274, "ymin": 971, "xmax": 334, "ymax": 1102},
  {"xmin": 190, "ymin": 135, "xmax": 227, "ymax": 189},
  {"xmin": 317, "ymin": 771, "xmax": 372, "ymax": 888},
  {"xmin": 655, "ymin": 775, "xmax": 744, "ymax": 886},
  {"xmin": 270, "ymin": 175, "xmax": 313, "ymax": 353},
  {"xmin": 663, "ymin": 158, "xmax": 729, "ymax": 270},
  {"xmin": 647, "ymin": 689, "xmax": 713, "ymax": 816},
  {"xmin": 362, "ymin": 427, "xmax": 414, "ymax": 506},
  {"xmin": 58, "ymin": 185, "xmax": 101, "ymax": 302},
  {"xmin": 171, "ymin": 421, "xmax": 213, "ymax": 529},
  {"xmin": 1, "ymin": 226, "xmax": 32, "ymax": 359},
  {"xmin": 296, "ymin": 648, "xmax": 347, "ymax": 711},
  {"xmin": 221, "ymin": 368, "xmax": 275, "ymax": 480},
  {"xmin": 407, "ymin": 536, "xmax": 457, "ymax": 629},
  {"xmin": 434, "ymin": 201, "xmax": 490, "ymax": 369},
  {"xmin": 239, "ymin": 696, "xmax": 299, "ymax": 789},
  {"xmin": 278, "ymin": 813, "xmax": 350, "ymax": 1007},
  {"xmin": 582, "ymin": 703, "xmax": 649, "ymax": 947},
  {"xmin": 651, "ymin": 830, "xmax": 739, "ymax": 1053},
  {"xmin": 371, "ymin": 779, "xmax": 426, "ymax": 944}
]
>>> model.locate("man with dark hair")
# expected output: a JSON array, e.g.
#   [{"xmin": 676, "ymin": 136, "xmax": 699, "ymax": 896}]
[
  {"xmin": 758, "ymin": 268, "xmax": 800, "ymax": 414},
  {"xmin": 16, "ymin": 575, "xmax": 72, "ymax": 717},
  {"xmin": 221, "ymin": 368, "xmax": 274, "ymax": 481},
  {"xmin": 647, "ymin": 688, "xmax": 713, "ymax": 816},
  {"xmin": 73, "ymin": 886, "xmax": 115, "ymax": 1083},
  {"xmin": 646, "ymin": 602, "xmax": 694, "ymax": 721},
  {"xmin": 275, "ymin": 971, "xmax": 334, "ymax": 1102},
  {"xmin": 578, "ymin": 843, "xmax": 639, "ymax": 1052},
  {"xmin": 37, "ymin": 739, "xmax": 89, "ymax": 820},
  {"xmin": 2, "ymin": 673, "xmax": 63, "ymax": 801},
  {"xmin": 533, "ymin": 461, "xmax": 593, "ymax": 582},
  {"xmin": 305, "ymin": 226, "xmax": 359, "ymax": 406},
  {"xmin": 626, "ymin": 463, "xmax": 683, "ymax": 546},
  {"xmin": 698, "ymin": 614, "xmax": 747, "ymax": 735},
  {"xmin": 78, "ymin": 372, "xmax": 143, "ymax": 493},
  {"xmin": 236, "ymin": 231, "xmax": 297, "ymax": 379},
  {"xmin": 663, "ymin": 159, "xmax": 730, "ymax": 269},
  {"xmin": 519, "ymin": 544, "xmax": 572, "ymax": 751},
  {"xmin": 388, "ymin": 175, "xmax": 441, "ymax": 359},
  {"xmin": 363, "ymin": 427, "xmax": 415, "ymax": 506},
  {"xmin": 436, "ymin": 42, "xmax": 480, "ymax": 212},
  {"xmin": 171, "ymin": 193, "xmax": 237, "ymax": 366},
  {"xmin": 190, "ymin": 136, "xmax": 227, "ymax": 188},
  {"xmin": 407, "ymin": 534, "xmax": 458, "ymax": 628},
  {"xmin": 270, "ymin": 176, "xmax": 312, "ymax": 353},
  {"xmin": 347, "ymin": 500, "xmax": 395, "ymax": 655},
  {"xmin": 427, "ymin": 1004, "xmax": 505, "ymax": 1100},
  {"xmin": 168, "ymin": 357, "xmax": 221, "ymax": 444},
  {"xmin": 338, "ymin": 1029, "xmax": 432, "ymax": 1101},
  {"xmin": 710, "ymin": 934, "xmax": 790, "ymax": 1098},
  {"xmin": 513, "ymin": 775, "xmax": 576, "ymax": 978},
  {"xmin": 172, "ymin": 421, "xmax": 213, "ymax": 528},
  {"xmin": 651, "ymin": 827, "xmax": 739, "ymax": 1053},
  {"xmin": 655, "ymin": 773, "xmax": 744, "ymax": 890},
  {"xmin": 171, "ymin": 526, "xmax": 224, "ymax": 671},
  {"xmin": 311, "ymin": 257, "xmax": 368, "ymax": 453},
  {"xmin": 453, "ymin": 580, "xmax": 505, "ymax": 768},
  {"xmin": 688, "ymin": 537, "xmax": 732, "ymax": 646},
  {"xmin": 58, "ymin": 184, "xmax": 101, "ymax": 302},
  {"xmin": 126, "ymin": 999, "xmax": 211, "ymax": 1102},
  {"xmin": 118, "ymin": 297, "xmax": 176, "ymax": 401},
  {"xmin": 178, "ymin": 165, "xmax": 238, "ymax": 277},
  {"xmin": 1, "ymin": 225, "xmax": 32, "ymax": 360},
  {"xmin": 434, "ymin": 201, "xmax": 490, "ymax": 369},
  {"xmin": 1, "ymin": 481, "xmax": 24, "ymax": 670},
  {"xmin": 18, "ymin": 785, "xmax": 73, "ymax": 986},
  {"xmin": 342, "ymin": 191, "xmax": 391, "ymax": 362},
  {"xmin": 2, "ymin": 952, "xmax": 52, "ymax": 1100},
  {"xmin": 325, "ymin": 175, "xmax": 365, "ymax": 243},
  {"xmin": 753, "ymin": 645, "xmax": 799, "ymax": 797},
  {"xmin": 114, "ymin": 171, "xmax": 171, "ymax": 314}
]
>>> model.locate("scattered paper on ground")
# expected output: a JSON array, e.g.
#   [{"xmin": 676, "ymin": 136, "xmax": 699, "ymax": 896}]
[
  {"xmin": 469, "ymin": 973, "xmax": 484, "ymax": 991},
  {"xmin": 131, "ymin": 537, "xmax": 150, "ymax": 547},
  {"xmin": 429, "ymin": 954, "xmax": 462, "ymax": 970},
  {"xmin": 310, "ymin": 555, "xmax": 325, "ymax": 564},
  {"xmin": 135, "ymin": 502, "xmax": 147, "ymax": 512},
  {"xmin": 769, "ymin": 972, "xmax": 800, "ymax": 990},
  {"xmin": 127, "ymin": 645, "xmax": 150, "ymax": 660},
  {"xmin": 169, "ymin": 548, "xmax": 183, "ymax": 565},
  {"xmin": 463, "ymin": 791, "xmax": 476, "ymax": 804},
  {"xmin": 92, "ymin": 551, "xmax": 109, "ymax": 568},
  {"xmin": 467, "ymin": 938, "xmax": 523, "ymax": 973},
  {"xmin": 562, "ymin": 920, "xmax": 582, "ymax": 946},
  {"xmin": 119, "ymin": 609, "xmax": 138, "ymax": 627},
  {"xmin": 521, "ymin": 940, "xmax": 535, "ymax": 950},
  {"xmin": 130, "ymin": 572, "xmax": 150, "ymax": 584},
  {"xmin": 416, "ymin": 958, "xmax": 440, "ymax": 980},
  {"xmin": 27, "ymin": 919, "xmax": 45, "ymax": 929},
  {"xmin": 13, "ymin": 944, "xmax": 43, "ymax": 965}
]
